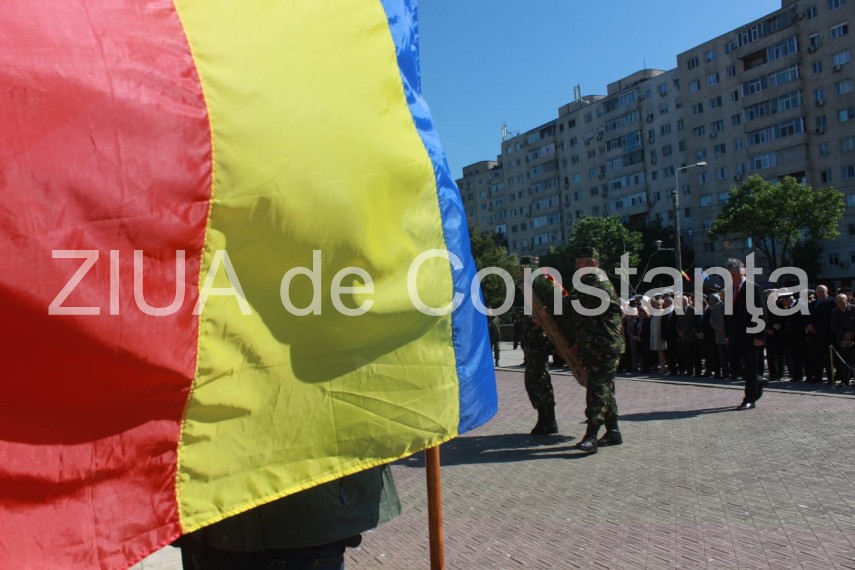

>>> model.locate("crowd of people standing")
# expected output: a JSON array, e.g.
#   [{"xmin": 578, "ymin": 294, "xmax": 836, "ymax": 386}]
[{"xmin": 619, "ymin": 271, "xmax": 855, "ymax": 390}]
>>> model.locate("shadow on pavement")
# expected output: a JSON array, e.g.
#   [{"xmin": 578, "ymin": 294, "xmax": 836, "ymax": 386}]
[
  {"xmin": 396, "ymin": 432, "xmax": 605, "ymax": 467},
  {"xmin": 619, "ymin": 406, "xmax": 734, "ymax": 422}
]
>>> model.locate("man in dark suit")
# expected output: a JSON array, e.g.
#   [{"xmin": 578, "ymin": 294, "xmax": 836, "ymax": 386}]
[{"xmin": 723, "ymin": 258, "xmax": 767, "ymax": 410}]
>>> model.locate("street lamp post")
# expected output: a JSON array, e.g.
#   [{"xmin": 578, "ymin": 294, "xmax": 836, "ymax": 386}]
[{"xmin": 673, "ymin": 161, "xmax": 707, "ymax": 285}]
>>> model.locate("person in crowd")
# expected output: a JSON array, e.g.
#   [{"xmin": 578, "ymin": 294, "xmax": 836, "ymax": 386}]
[
  {"xmin": 488, "ymin": 313, "xmax": 501, "ymax": 367},
  {"xmin": 778, "ymin": 289, "xmax": 807, "ymax": 383},
  {"xmin": 830, "ymin": 292, "xmax": 855, "ymax": 386},
  {"xmin": 648, "ymin": 296, "xmax": 668, "ymax": 374},
  {"xmin": 675, "ymin": 295, "xmax": 702, "ymax": 376},
  {"xmin": 807, "ymin": 285, "xmax": 835, "ymax": 384},
  {"xmin": 724, "ymin": 258, "xmax": 766, "ymax": 410},
  {"xmin": 178, "ymin": 465, "xmax": 400, "ymax": 570},
  {"xmin": 708, "ymin": 292, "xmax": 730, "ymax": 379},
  {"xmin": 765, "ymin": 289, "xmax": 785, "ymax": 381},
  {"xmin": 515, "ymin": 257, "xmax": 559, "ymax": 436},
  {"xmin": 559, "ymin": 246, "xmax": 625, "ymax": 454}
]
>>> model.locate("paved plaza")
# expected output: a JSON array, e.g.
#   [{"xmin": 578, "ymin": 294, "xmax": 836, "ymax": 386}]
[{"xmin": 136, "ymin": 342, "xmax": 855, "ymax": 569}]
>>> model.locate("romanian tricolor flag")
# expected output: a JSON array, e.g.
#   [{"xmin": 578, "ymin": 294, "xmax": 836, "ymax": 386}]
[{"xmin": 0, "ymin": 1, "xmax": 498, "ymax": 568}]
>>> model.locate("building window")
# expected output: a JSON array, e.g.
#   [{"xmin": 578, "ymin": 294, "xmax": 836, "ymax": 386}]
[
  {"xmin": 710, "ymin": 95, "xmax": 723, "ymax": 108},
  {"xmin": 842, "ymin": 165, "xmax": 855, "ymax": 179},
  {"xmin": 693, "ymin": 126, "xmax": 707, "ymax": 137},
  {"xmin": 768, "ymin": 37, "xmax": 797, "ymax": 61},
  {"xmin": 832, "ymin": 22, "xmax": 849, "ymax": 39},
  {"xmin": 841, "ymin": 135, "xmax": 855, "ymax": 151},
  {"xmin": 812, "ymin": 60, "xmax": 824, "ymax": 75},
  {"xmin": 707, "ymin": 72, "xmax": 720, "ymax": 86},
  {"xmin": 820, "ymin": 143, "xmax": 830, "ymax": 157},
  {"xmin": 687, "ymin": 56, "xmax": 700, "ymax": 69},
  {"xmin": 697, "ymin": 172, "xmax": 709, "ymax": 184},
  {"xmin": 660, "ymin": 124, "xmax": 672, "ymax": 135},
  {"xmin": 662, "ymin": 144, "xmax": 673, "ymax": 156},
  {"xmin": 839, "ymin": 107, "xmax": 855, "ymax": 122},
  {"xmin": 726, "ymin": 64, "xmax": 737, "ymax": 78},
  {"xmin": 731, "ymin": 114, "xmax": 742, "ymax": 127},
  {"xmin": 836, "ymin": 79, "xmax": 853, "ymax": 94},
  {"xmin": 714, "ymin": 143, "xmax": 727, "ymax": 156},
  {"xmin": 815, "ymin": 87, "xmax": 826, "ymax": 103},
  {"xmin": 809, "ymin": 33, "xmax": 823, "ymax": 48},
  {"xmin": 735, "ymin": 138, "xmax": 744, "ymax": 151},
  {"xmin": 700, "ymin": 195, "xmax": 712, "ymax": 207},
  {"xmin": 689, "ymin": 79, "xmax": 701, "ymax": 93},
  {"xmin": 704, "ymin": 49, "xmax": 717, "ymax": 63},
  {"xmin": 829, "ymin": 253, "xmax": 840, "ymax": 266},
  {"xmin": 822, "ymin": 169, "xmax": 833, "ymax": 182},
  {"xmin": 829, "ymin": 0, "xmax": 847, "ymax": 10},
  {"xmin": 716, "ymin": 167, "xmax": 729, "ymax": 180},
  {"xmin": 848, "ymin": 194, "xmax": 855, "ymax": 206},
  {"xmin": 711, "ymin": 119, "xmax": 725, "ymax": 133},
  {"xmin": 833, "ymin": 49, "xmax": 851, "ymax": 66},
  {"xmin": 696, "ymin": 149, "xmax": 708, "ymax": 161},
  {"xmin": 692, "ymin": 102, "xmax": 704, "ymax": 115}
]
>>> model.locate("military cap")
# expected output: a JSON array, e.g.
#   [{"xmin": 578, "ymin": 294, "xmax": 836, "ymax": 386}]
[
  {"xmin": 575, "ymin": 245, "xmax": 600, "ymax": 260},
  {"xmin": 838, "ymin": 286, "xmax": 853, "ymax": 294}
]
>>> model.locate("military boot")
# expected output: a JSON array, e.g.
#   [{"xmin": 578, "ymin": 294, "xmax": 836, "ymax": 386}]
[
  {"xmin": 531, "ymin": 405, "xmax": 558, "ymax": 436},
  {"xmin": 597, "ymin": 416, "xmax": 623, "ymax": 447},
  {"xmin": 575, "ymin": 422, "xmax": 600, "ymax": 454}
]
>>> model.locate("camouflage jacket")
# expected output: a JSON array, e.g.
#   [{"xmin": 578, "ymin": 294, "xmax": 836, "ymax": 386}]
[
  {"xmin": 513, "ymin": 271, "xmax": 561, "ymax": 354},
  {"xmin": 560, "ymin": 269, "xmax": 624, "ymax": 359}
]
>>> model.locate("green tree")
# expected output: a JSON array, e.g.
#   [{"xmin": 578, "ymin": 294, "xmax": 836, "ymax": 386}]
[
  {"xmin": 541, "ymin": 215, "xmax": 643, "ymax": 286},
  {"xmin": 708, "ymin": 175, "xmax": 844, "ymax": 270},
  {"xmin": 467, "ymin": 224, "xmax": 518, "ymax": 317}
]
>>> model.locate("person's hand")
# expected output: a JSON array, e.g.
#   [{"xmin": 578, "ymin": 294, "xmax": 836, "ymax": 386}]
[{"xmin": 752, "ymin": 338, "xmax": 764, "ymax": 347}]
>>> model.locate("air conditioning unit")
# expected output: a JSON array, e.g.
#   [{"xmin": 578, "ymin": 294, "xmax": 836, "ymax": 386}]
[
  {"xmin": 648, "ymin": 137, "xmax": 655, "ymax": 144},
  {"xmin": 808, "ymin": 45, "xmax": 817, "ymax": 53},
  {"xmin": 710, "ymin": 131, "xmax": 718, "ymax": 139},
  {"xmin": 646, "ymin": 113, "xmax": 654, "ymax": 123},
  {"xmin": 596, "ymin": 132, "xmax": 603, "ymax": 140},
  {"xmin": 598, "ymin": 173, "xmax": 605, "ymax": 179},
  {"xmin": 795, "ymin": 11, "xmax": 805, "ymax": 20},
  {"xmin": 816, "ymin": 126, "xmax": 826, "ymax": 134},
  {"xmin": 734, "ymin": 174, "xmax": 743, "ymax": 181},
  {"xmin": 833, "ymin": 64, "xmax": 843, "ymax": 72},
  {"xmin": 660, "ymin": 90, "xmax": 667, "ymax": 97},
  {"xmin": 585, "ymin": 139, "xmax": 591, "ymax": 145},
  {"xmin": 817, "ymin": 99, "xmax": 826, "ymax": 106}
]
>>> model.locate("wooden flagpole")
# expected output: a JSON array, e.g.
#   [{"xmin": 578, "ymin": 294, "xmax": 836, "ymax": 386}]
[{"xmin": 425, "ymin": 446, "xmax": 445, "ymax": 569}]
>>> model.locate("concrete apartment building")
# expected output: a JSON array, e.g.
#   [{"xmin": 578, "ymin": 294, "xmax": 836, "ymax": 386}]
[{"xmin": 457, "ymin": 0, "xmax": 855, "ymax": 285}]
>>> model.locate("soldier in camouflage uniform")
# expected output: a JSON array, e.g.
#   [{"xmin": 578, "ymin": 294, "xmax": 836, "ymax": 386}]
[
  {"xmin": 515, "ymin": 257, "xmax": 559, "ymax": 435},
  {"xmin": 561, "ymin": 246, "xmax": 625, "ymax": 454}
]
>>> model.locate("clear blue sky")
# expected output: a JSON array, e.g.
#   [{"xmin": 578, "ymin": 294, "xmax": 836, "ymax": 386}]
[{"xmin": 419, "ymin": 0, "xmax": 784, "ymax": 179}]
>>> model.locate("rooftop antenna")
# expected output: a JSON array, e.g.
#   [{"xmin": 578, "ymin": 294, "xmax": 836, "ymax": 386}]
[
  {"xmin": 501, "ymin": 122, "xmax": 509, "ymax": 142},
  {"xmin": 574, "ymin": 84, "xmax": 582, "ymax": 105}
]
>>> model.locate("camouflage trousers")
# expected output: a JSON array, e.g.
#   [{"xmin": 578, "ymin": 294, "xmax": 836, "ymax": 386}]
[
  {"xmin": 584, "ymin": 356, "xmax": 619, "ymax": 425},
  {"xmin": 523, "ymin": 349, "xmax": 555, "ymax": 409}
]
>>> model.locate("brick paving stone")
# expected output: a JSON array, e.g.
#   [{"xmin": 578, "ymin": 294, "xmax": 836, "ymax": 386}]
[{"xmin": 135, "ymin": 361, "xmax": 855, "ymax": 569}]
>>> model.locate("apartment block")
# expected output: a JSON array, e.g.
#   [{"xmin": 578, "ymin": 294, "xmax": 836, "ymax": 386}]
[{"xmin": 457, "ymin": 0, "xmax": 855, "ymax": 284}]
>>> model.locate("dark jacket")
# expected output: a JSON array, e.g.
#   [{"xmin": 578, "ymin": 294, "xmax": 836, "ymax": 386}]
[
  {"xmin": 192, "ymin": 465, "xmax": 400, "ymax": 551},
  {"xmin": 725, "ymin": 280, "xmax": 767, "ymax": 343}
]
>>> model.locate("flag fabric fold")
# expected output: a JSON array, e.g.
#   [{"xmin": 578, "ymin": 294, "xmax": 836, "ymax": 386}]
[{"xmin": 0, "ymin": 1, "xmax": 497, "ymax": 568}]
